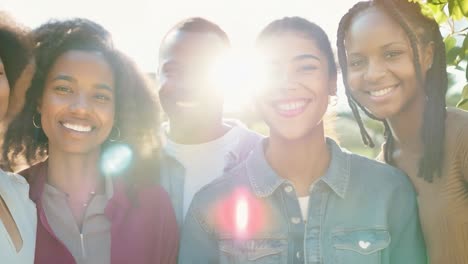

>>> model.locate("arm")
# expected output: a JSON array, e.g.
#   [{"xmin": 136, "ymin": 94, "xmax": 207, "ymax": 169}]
[{"xmin": 178, "ymin": 199, "xmax": 219, "ymax": 264}]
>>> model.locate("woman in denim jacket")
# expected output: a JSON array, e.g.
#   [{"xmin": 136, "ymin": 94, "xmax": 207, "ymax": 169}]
[{"xmin": 179, "ymin": 17, "xmax": 427, "ymax": 264}]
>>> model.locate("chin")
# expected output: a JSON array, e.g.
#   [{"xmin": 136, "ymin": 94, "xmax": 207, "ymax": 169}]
[
  {"xmin": 58, "ymin": 144, "xmax": 102, "ymax": 156},
  {"xmin": 270, "ymin": 127, "xmax": 312, "ymax": 142}
]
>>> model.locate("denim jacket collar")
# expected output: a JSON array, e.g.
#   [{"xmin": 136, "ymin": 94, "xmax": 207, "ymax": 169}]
[{"xmin": 247, "ymin": 138, "xmax": 350, "ymax": 199}]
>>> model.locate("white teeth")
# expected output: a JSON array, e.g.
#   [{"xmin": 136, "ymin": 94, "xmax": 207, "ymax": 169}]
[
  {"xmin": 62, "ymin": 123, "xmax": 92, "ymax": 132},
  {"xmin": 369, "ymin": 86, "xmax": 395, "ymax": 97},
  {"xmin": 176, "ymin": 101, "xmax": 200, "ymax": 108},
  {"xmin": 276, "ymin": 100, "xmax": 306, "ymax": 111}
]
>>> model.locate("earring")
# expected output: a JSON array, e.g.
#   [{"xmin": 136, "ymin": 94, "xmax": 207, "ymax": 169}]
[
  {"xmin": 108, "ymin": 126, "xmax": 121, "ymax": 142},
  {"xmin": 32, "ymin": 113, "xmax": 41, "ymax": 128}
]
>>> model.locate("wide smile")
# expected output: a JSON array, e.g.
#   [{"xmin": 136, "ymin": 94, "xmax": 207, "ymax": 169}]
[
  {"xmin": 366, "ymin": 84, "xmax": 399, "ymax": 100},
  {"xmin": 271, "ymin": 99, "xmax": 311, "ymax": 118},
  {"xmin": 60, "ymin": 121, "xmax": 95, "ymax": 133}
]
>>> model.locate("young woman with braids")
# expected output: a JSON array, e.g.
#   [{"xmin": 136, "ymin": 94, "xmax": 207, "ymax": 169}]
[
  {"xmin": 179, "ymin": 17, "xmax": 426, "ymax": 264},
  {"xmin": 337, "ymin": 0, "xmax": 468, "ymax": 262},
  {"xmin": 2, "ymin": 18, "xmax": 178, "ymax": 263},
  {"xmin": 0, "ymin": 11, "xmax": 36, "ymax": 262}
]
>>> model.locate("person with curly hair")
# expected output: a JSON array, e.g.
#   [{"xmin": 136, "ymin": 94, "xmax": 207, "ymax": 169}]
[
  {"xmin": 0, "ymin": 11, "xmax": 36, "ymax": 263},
  {"xmin": 2, "ymin": 18, "xmax": 178, "ymax": 264}
]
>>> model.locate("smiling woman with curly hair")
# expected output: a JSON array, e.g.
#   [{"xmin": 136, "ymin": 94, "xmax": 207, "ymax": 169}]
[{"xmin": 2, "ymin": 18, "xmax": 178, "ymax": 264}]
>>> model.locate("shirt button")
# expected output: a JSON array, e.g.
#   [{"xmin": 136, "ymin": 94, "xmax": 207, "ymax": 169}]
[
  {"xmin": 284, "ymin": 185, "xmax": 293, "ymax": 193},
  {"xmin": 291, "ymin": 217, "xmax": 301, "ymax": 224}
]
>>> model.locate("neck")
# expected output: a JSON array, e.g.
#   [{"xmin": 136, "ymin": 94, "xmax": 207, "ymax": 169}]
[
  {"xmin": 265, "ymin": 125, "xmax": 330, "ymax": 196},
  {"xmin": 387, "ymin": 95, "xmax": 426, "ymax": 154},
  {"xmin": 46, "ymin": 147, "xmax": 102, "ymax": 197},
  {"xmin": 167, "ymin": 117, "xmax": 230, "ymax": 144}
]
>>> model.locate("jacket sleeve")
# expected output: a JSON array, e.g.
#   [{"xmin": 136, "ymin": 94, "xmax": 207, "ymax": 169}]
[
  {"xmin": 178, "ymin": 196, "xmax": 219, "ymax": 264},
  {"xmin": 388, "ymin": 172, "xmax": 427, "ymax": 264}
]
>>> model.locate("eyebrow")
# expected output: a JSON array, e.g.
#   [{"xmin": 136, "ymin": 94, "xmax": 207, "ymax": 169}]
[
  {"xmin": 95, "ymin": 83, "xmax": 113, "ymax": 92},
  {"xmin": 53, "ymin": 74, "xmax": 113, "ymax": 92},
  {"xmin": 382, "ymin": 42, "xmax": 407, "ymax": 49},
  {"xmin": 348, "ymin": 41, "xmax": 407, "ymax": 56},
  {"xmin": 53, "ymin": 74, "xmax": 76, "ymax": 82},
  {"xmin": 292, "ymin": 54, "xmax": 321, "ymax": 62}
]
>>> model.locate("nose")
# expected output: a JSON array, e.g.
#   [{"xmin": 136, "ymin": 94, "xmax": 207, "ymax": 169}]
[
  {"xmin": 274, "ymin": 69, "xmax": 298, "ymax": 92},
  {"xmin": 363, "ymin": 59, "xmax": 387, "ymax": 83},
  {"xmin": 69, "ymin": 92, "xmax": 91, "ymax": 115}
]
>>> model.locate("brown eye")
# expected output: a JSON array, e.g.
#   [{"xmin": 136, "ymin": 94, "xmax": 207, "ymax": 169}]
[
  {"xmin": 54, "ymin": 85, "xmax": 72, "ymax": 93},
  {"xmin": 94, "ymin": 93, "xmax": 111, "ymax": 102},
  {"xmin": 384, "ymin": 50, "xmax": 403, "ymax": 59},
  {"xmin": 298, "ymin": 65, "xmax": 317, "ymax": 72}
]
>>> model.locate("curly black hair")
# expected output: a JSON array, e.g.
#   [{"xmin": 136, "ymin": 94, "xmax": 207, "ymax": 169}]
[
  {"xmin": 336, "ymin": 0, "xmax": 447, "ymax": 182},
  {"xmin": 0, "ymin": 11, "xmax": 32, "ymax": 91},
  {"xmin": 2, "ymin": 18, "xmax": 161, "ymax": 187}
]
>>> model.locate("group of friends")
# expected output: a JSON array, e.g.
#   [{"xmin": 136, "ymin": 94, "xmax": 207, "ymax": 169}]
[{"xmin": 0, "ymin": 0, "xmax": 467, "ymax": 263}]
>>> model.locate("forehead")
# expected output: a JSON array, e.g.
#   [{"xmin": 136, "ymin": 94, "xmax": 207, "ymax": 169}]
[
  {"xmin": 48, "ymin": 50, "xmax": 114, "ymax": 81},
  {"xmin": 258, "ymin": 32, "xmax": 325, "ymax": 62},
  {"xmin": 159, "ymin": 31, "xmax": 227, "ymax": 62},
  {"xmin": 345, "ymin": 7, "xmax": 408, "ymax": 50}
]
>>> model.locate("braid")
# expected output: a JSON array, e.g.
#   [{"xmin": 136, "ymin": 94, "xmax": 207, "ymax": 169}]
[
  {"xmin": 383, "ymin": 120, "xmax": 394, "ymax": 165},
  {"xmin": 380, "ymin": 0, "xmax": 447, "ymax": 181},
  {"xmin": 337, "ymin": 0, "xmax": 448, "ymax": 182},
  {"xmin": 337, "ymin": 1, "xmax": 376, "ymax": 148}
]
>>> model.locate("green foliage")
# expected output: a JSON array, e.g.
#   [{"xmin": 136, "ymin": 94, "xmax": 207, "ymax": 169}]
[{"xmin": 457, "ymin": 84, "xmax": 468, "ymax": 109}]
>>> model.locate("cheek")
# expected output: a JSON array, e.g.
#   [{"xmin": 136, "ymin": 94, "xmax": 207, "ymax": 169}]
[
  {"xmin": 98, "ymin": 105, "xmax": 115, "ymax": 128},
  {"xmin": 346, "ymin": 72, "xmax": 362, "ymax": 91},
  {"xmin": 0, "ymin": 77, "xmax": 10, "ymax": 100}
]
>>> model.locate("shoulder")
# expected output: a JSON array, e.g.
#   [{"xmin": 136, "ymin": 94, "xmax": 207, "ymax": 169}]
[
  {"xmin": 345, "ymin": 149, "xmax": 413, "ymax": 193},
  {"xmin": 17, "ymin": 160, "xmax": 47, "ymax": 183},
  {"xmin": 224, "ymin": 119, "xmax": 264, "ymax": 142},
  {"xmin": 0, "ymin": 170, "xmax": 36, "ymax": 210},
  {"xmin": 191, "ymin": 162, "xmax": 250, "ymax": 211},
  {"xmin": 0, "ymin": 170, "xmax": 29, "ymax": 194},
  {"xmin": 137, "ymin": 184, "xmax": 174, "ymax": 212},
  {"xmin": 446, "ymin": 107, "xmax": 468, "ymax": 144}
]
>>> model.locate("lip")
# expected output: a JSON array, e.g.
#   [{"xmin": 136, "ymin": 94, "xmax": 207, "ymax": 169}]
[
  {"xmin": 59, "ymin": 121, "xmax": 95, "ymax": 134},
  {"xmin": 366, "ymin": 84, "xmax": 399, "ymax": 102},
  {"xmin": 271, "ymin": 98, "xmax": 311, "ymax": 118}
]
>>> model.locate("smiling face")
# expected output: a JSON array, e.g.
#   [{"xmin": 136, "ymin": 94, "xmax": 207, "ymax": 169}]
[
  {"xmin": 38, "ymin": 50, "xmax": 115, "ymax": 155},
  {"xmin": 344, "ymin": 6, "xmax": 433, "ymax": 119},
  {"xmin": 0, "ymin": 58, "xmax": 10, "ymax": 121},
  {"xmin": 256, "ymin": 32, "xmax": 336, "ymax": 141},
  {"xmin": 158, "ymin": 31, "xmax": 227, "ymax": 123}
]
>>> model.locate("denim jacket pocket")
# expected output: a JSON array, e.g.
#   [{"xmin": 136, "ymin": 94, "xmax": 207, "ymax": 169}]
[
  {"xmin": 219, "ymin": 239, "xmax": 287, "ymax": 264},
  {"xmin": 332, "ymin": 228, "xmax": 391, "ymax": 264}
]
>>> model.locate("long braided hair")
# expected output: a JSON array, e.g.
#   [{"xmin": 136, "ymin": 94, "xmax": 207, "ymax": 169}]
[{"xmin": 336, "ymin": 0, "xmax": 447, "ymax": 182}]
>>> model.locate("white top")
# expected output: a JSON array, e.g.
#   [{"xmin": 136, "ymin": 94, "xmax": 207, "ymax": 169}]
[
  {"xmin": 0, "ymin": 170, "xmax": 36, "ymax": 263},
  {"xmin": 162, "ymin": 120, "xmax": 250, "ymax": 220},
  {"xmin": 298, "ymin": 196, "xmax": 310, "ymax": 222}
]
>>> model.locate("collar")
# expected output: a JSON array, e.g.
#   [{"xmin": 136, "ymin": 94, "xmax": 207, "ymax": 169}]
[{"xmin": 247, "ymin": 138, "xmax": 350, "ymax": 199}]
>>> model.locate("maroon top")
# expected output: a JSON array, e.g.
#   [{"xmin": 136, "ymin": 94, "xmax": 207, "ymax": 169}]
[{"xmin": 20, "ymin": 161, "xmax": 179, "ymax": 264}]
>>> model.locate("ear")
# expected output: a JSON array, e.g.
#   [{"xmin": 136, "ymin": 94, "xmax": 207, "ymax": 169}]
[
  {"xmin": 421, "ymin": 41, "xmax": 435, "ymax": 73},
  {"xmin": 328, "ymin": 75, "xmax": 337, "ymax": 96},
  {"xmin": 36, "ymin": 99, "xmax": 42, "ymax": 114}
]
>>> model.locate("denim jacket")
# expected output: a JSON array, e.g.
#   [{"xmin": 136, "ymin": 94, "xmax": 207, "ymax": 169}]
[
  {"xmin": 179, "ymin": 138, "xmax": 427, "ymax": 264},
  {"xmin": 159, "ymin": 121, "xmax": 263, "ymax": 227}
]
